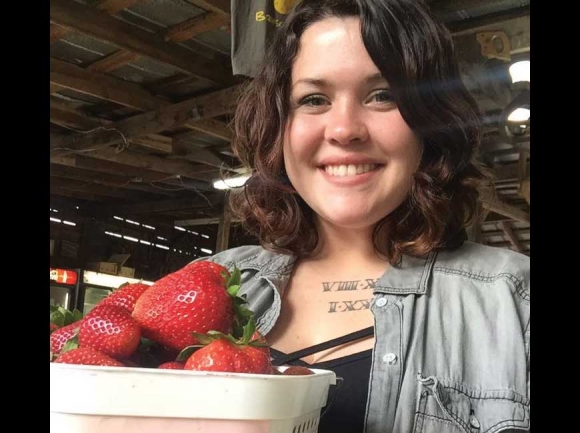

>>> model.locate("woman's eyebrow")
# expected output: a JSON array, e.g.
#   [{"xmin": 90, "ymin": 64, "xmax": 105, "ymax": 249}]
[{"xmin": 291, "ymin": 73, "xmax": 388, "ymax": 89}]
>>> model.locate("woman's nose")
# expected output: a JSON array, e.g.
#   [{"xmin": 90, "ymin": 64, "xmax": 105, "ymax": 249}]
[{"xmin": 324, "ymin": 103, "xmax": 369, "ymax": 146}]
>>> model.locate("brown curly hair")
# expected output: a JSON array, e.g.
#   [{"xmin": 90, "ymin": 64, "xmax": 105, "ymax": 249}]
[{"xmin": 230, "ymin": 0, "xmax": 488, "ymax": 264}]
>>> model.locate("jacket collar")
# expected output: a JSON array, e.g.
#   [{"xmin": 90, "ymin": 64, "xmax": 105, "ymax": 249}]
[
  {"xmin": 241, "ymin": 247, "xmax": 437, "ymax": 296},
  {"xmin": 374, "ymin": 250, "xmax": 438, "ymax": 295}
]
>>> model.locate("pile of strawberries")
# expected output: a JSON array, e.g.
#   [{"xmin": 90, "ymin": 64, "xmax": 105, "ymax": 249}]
[{"xmin": 50, "ymin": 260, "xmax": 312, "ymax": 376}]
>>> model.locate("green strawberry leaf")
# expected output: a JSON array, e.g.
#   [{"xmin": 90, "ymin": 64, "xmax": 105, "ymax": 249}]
[
  {"xmin": 71, "ymin": 309, "xmax": 83, "ymax": 323},
  {"xmin": 61, "ymin": 333, "xmax": 79, "ymax": 354},
  {"xmin": 241, "ymin": 318, "xmax": 256, "ymax": 345},
  {"xmin": 50, "ymin": 310, "xmax": 65, "ymax": 327},
  {"xmin": 191, "ymin": 332, "xmax": 217, "ymax": 345},
  {"xmin": 227, "ymin": 284, "xmax": 241, "ymax": 297},
  {"xmin": 176, "ymin": 345, "xmax": 203, "ymax": 362},
  {"xmin": 226, "ymin": 267, "xmax": 241, "ymax": 288}
]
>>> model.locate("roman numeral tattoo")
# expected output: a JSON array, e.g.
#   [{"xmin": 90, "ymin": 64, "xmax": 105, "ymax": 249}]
[
  {"xmin": 322, "ymin": 278, "xmax": 379, "ymax": 292},
  {"xmin": 328, "ymin": 299, "xmax": 374, "ymax": 313}
]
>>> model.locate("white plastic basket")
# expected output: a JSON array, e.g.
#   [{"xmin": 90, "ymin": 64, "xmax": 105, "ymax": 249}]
[{"xmin": 50, "ymin": 363, "xmax": 337, "ymax": 433}]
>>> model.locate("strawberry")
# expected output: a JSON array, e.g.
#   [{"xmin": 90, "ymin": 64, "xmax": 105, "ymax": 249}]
[
  {"xmin": 79, "ymin": 304, "xmax": 141, "ymax": 359},
  {"xmin": 50, "ymin": 322, "xmax": 80, "ymax": 356},
  {"xmin": 180, "ymin": 319, "xmax": 272, "ymax": 374},
  {"xmin": 132, "ymin": 261, "xmax": 250, "ymax": 352},
  {"xmin": 283, "ymin": 366, "xmax": 315, "ymax": 375},
  {"xmin": 99, "ymin": 282, "xmax": 150, "ymax": 313},
  {"xmin": 158, "ymin": 361, "xmax": 185, "ymax": 369},
  {"xmin": 54, "ymin": 347, "xmax": 124, "ymax": 367}
]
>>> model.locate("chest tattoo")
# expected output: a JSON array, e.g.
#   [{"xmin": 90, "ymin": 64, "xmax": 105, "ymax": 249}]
[{"xmin": 321, "ymin": 278, "xmax": 378, "ymax": 313}]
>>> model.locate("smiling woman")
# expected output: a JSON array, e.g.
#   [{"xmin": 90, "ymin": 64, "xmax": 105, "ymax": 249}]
[{"xmin": 202, "ymin": 1, "xmax": 530, "ymax": 432}]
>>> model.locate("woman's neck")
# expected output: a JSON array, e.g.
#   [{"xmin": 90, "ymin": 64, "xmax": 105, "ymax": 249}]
[{"xmin": 305, "ymin": 218, "xmax": 388, "ymax": 269}]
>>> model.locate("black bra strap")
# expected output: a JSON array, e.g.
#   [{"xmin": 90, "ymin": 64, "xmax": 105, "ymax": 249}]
[{"xmin": 272, "ymin": 326, "xmax": 374, "ymax": 366}]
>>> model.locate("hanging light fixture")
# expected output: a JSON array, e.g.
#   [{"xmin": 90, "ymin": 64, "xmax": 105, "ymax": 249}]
[{"xmin": 500, "ymin": 55, "xmax": 530, "ymax": 142}]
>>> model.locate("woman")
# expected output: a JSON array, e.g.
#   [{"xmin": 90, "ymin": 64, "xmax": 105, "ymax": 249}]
[{"xmin": 208, "ymin": 0, "xmax": 530, "ymax": 432}]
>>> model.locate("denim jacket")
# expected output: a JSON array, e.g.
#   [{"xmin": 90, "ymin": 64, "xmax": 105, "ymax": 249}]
[{"xmin": 205, "ymin": 241, "xmax": 530, "ymax": 433}]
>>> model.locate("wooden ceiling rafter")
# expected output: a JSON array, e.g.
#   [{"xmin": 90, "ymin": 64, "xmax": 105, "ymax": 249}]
[
  {"xmin": 50, "ymin": 84, "xmax": 243, "ymax": 154},
  {"xmin": 50, "ymin": 0, "xmax": 234, "ymax": 86},
  {"xmin": 51, "ymin": 153, "xmax": 212, "ymax": 191},
  {"xmin": 50, "ymin": 165, "xmax": 179, "ymax": 197},
  {"xmin": 51, "ymin": 146, "xmax": 219, "ymax": 183},
  {"xmin": 49, "ymin": 0, "xmax": 144, "ymax": 45},
  {"xmin": 50, "ymin": 57, "xmax": 239, "ymax": 167}
]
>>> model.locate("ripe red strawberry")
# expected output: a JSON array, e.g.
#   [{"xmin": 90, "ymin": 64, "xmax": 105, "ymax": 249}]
[
  {"xmin": 181, "ymin": 319, "xmax": 272, "ymax": 374},
  {"xmin": 50, "ymin": 322, "xmax": 80, "ymax": 355},
  {"xmin": 158, "ymin": 361, "xmax": 185, "ymax": 369},
  {"xmin": 132, "ymin": 261, "xmax": 248, "ymax": 352},
  {"xmin": 184, "ymin": 339, "xmax": 272, "ymax": 374},
  {"xmin": 79, "ymin": 304, "xmax": 141, "ymax": 359},
  {"xmin": 99, "ymin": 283, "xmax": 150, "ymax": 313},
  {"xmin": 54, "ymin": 347, "xmax": 124, "ymax": 367}
]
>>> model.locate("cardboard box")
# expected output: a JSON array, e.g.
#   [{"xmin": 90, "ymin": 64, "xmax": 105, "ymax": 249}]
[
  {"xmin": 118, "ymin": 266, "xmax": 135, "ymax": 278},
  {"xmin": 87, "ymin": 261, "xmax": 118, "ymax": 275},
  {"xmin": 88, "ymin": 254, "xmax": 135, "ymax": 277}
]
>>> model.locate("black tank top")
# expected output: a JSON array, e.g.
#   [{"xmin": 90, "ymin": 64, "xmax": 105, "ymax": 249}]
[{"xmin": 271, "ymin": 327, "xmax": 374, "ymax": 433}]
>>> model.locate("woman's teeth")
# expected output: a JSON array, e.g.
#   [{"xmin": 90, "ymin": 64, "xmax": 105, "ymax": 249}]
[{"xmin": 324, "ymin": 164, "xmax": 377, "ymax": 177}]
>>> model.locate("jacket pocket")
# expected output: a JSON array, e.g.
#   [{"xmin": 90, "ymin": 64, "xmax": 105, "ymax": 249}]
[{"xmin": 413, "ymin": 374, "xmax": 530, "ymax": 433}]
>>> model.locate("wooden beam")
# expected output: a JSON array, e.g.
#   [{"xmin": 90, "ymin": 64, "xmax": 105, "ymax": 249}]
[
  {"xmin": 94, "ymin": 196, "xmax": 221, "ymax": 216},
  {"xmin": 51, "ymin": 176, "xmax": 154, "ymax": 200},
  {"xmin": 50, "ymin": 85, "xmax": 243, "ymax": 152},
  {"xmin": 493, "ymin": 162, "xmax": 530, "ymax": 181},
  {"xmin": 174, "ymin": 148, "xmax": 228, "ymax": 169},
  {"xmin": 50, "ymin": 164, "xmax": 178, "ymax": 196},
  {"xmin": 174, "ymin": 216, "xmax": 241, "ymax": 226},
  {"xmin": 129, "ymin": 135, "xmax": 173, "ymax": 154},
  {"xmin": 215, "ymin": 202, "xmax": 231, "ymax": 252},
  {"xmin": 96, "ymin": 0, "xmax": 142, "ymax": 15},
  {"xmin": 499, "ymin": 221, "xmax": 525, "ymax": 253},
  {"xmin": 86, "ymin": 50, "xmax": 140, "ymax": 73},
  {"xmin": 50, "ymin": 0, "xmax": 233, "ymax": 86},
  {"xmin": 50, "ymin": 83, "xmax": 65, "ymax": 95},
  {"xmin": 50, "ymin": 57, "xmax": 161, "ymax": 111},
  {"xmin": 184, "ymin": 0, "xmax": 231, "ymax": 15},
  {"xmin": 181, "ymin": 118, "xmax": 233, "ymax": 141},
  {"xmin": 481, "ymin": 196, "xmax": 529, "ymax": 224},
  {"xmin": 50, "ymin": 23, "xmax": 70, "ymax": 44},
  {"xmin": 51, "ymin": 146, "xmax": 217, "ymax": 182},
  {"xmin": 51, "ymin": 186, "xmax": 111, "ymax": 202},
  {"xmin": 164, "ymin": 12, "xmax": 229, "ymax": 42},
  {"xmin": 51, "ymin": 153, "xmax": 212, "ymax": 191},
  {"xmin": 482, "ymin": 228, "xmax": 530, "ymax": 238},
  {"xmin": 50, "ymin": 101, "xmax": 104, "ymax": 130},
  {"xmin": 50, "ymin": 58, "xmax": 240, "ymax": 143},
  {"xmin": 175, "ymin": 217, "xmax": 220, "ymax": 226}
]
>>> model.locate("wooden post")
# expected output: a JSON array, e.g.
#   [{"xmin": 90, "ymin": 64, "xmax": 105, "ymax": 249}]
[{"xmin": 215, "ymin": 200, "xmax": 231, "ymax": 253}]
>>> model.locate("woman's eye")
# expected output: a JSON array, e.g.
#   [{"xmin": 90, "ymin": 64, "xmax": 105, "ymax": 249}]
[
  {"xmin": 299, "ymin": 95, "xmax": 328, "ymax": 107},
  {"xmin": 368, "ymin": 90, "xmax": 393, "ymax": 104}
]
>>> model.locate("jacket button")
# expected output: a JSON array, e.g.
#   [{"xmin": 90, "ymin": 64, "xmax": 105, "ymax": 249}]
[
  {"xmin": 382, "ymin": 353, "xmax": 397, "ymax": 365},
  {"xmin": 375, "ymin": 298, "xmax": 387, "ymax": 307}
]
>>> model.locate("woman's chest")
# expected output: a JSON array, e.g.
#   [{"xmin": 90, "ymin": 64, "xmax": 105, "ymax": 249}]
[{"xmin": 266, "ymin": 270, "xmax": 377, "ymax": 364}]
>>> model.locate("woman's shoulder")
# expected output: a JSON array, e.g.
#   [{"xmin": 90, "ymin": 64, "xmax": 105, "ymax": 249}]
[
  {"xmin": 199, "ymin": 245, "xmax": 296, "ymax": 276},
  {"xmin": 434, "ymin": 241, "xmax": 530, "ymax": 296}
]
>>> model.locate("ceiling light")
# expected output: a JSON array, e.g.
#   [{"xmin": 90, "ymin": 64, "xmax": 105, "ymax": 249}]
[
  {"xmin": 213, "ymin": 174, "xmax": 250, "ymax": 190},
  {"xmin": 507, "ymin": 108, "xmax": 530, "ymax": 123},
  {"xmin": 509, "ymin": 60, "xmax": 530, "ymax": 84}
]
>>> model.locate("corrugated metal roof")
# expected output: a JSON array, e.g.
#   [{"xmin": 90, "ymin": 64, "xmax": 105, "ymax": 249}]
[
  {"xmin": 126, "ymin": 0, "xmax": 203, "ymax": 27},
  {"xmin": 109, "ymin": 57, "xmax": 182, "ymax": 84}
]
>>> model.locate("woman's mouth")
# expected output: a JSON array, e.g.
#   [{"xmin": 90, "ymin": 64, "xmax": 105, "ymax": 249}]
[{"xmin": 322, "ymin": 163, "xmax": 381, "ymax": 177}]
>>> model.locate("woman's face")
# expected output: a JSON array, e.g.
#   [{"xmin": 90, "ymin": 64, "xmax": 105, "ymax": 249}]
[{"xmin": 283, "ymin": 17, "xmax": 423, "ymax": 231}]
